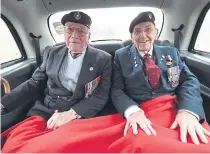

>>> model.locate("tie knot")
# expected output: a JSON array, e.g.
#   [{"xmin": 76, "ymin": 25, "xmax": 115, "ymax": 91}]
[
  {"xmin": 144, "ymin": 53, "xmax": 151, "ymax": 58},
  {"xmin": 71, "ymin": 52, "xmax": 82, "ymax": 59}
]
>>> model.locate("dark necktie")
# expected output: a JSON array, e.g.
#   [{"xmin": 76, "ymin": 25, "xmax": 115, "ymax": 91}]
[
  {"xmin": 144, "ymin": 53, "xmax": 160, "ymax": 89},
  {"xmin": 71, "ymin": 52, "xmax": 82, "ymax": 59}
]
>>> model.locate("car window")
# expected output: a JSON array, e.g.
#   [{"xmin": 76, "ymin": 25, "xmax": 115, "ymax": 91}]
[
  {"xmin": 0, "ymin": 18, "xmax": 22, "ymax": 64},
  {"xmin": 194, "ymin": 8, "xmax": 210, "ymax": 53},
  {"xmin": 49, "ymin": 7, "xmax": 163, "ymax": 43}
]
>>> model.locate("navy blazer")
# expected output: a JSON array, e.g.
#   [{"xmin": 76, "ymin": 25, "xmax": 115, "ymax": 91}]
[{"xmin": 111, "ymin": 44, "xmax": 205, "ymax": 119}]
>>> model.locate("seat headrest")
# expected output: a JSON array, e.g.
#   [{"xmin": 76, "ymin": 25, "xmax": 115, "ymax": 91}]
[{"xmin": 123, "ymin": 39, "xmax": 172, "ymax": 47}]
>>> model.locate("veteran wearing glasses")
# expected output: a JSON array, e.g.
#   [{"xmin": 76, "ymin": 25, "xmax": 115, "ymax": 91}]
[
  {"xmin": 110, "ymin": 11, "xmax": 210, "ymax": 152},
  {"xmin": 1, "ymin": 11, "xmax": 112, "ymax": 152}
]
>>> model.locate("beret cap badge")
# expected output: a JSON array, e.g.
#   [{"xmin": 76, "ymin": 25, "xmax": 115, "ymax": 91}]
[
  {"xmin": 148, "ymin": 13, "xmax": 152, "ymax": 19},
  {"xmin": 74, "ymin": 12, "xmax": 81, "ymax": 20}
]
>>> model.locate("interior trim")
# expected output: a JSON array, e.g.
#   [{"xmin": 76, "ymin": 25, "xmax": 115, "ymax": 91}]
[{"xmin": 201, "ymin": 84, "xmax": 210, "ymax": 98}]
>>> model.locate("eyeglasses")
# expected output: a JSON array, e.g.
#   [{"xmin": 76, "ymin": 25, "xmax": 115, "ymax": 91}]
[
  {"xmin": 64, "ymin": 26, "xmax": 89, "ymax": 36},
  {"xmin": 132, "ymin": 27, "xmax": 155, "ymax": 36}
]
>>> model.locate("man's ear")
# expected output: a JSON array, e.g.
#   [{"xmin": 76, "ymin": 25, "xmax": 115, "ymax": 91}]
[
  {"xmin": 131, "ymin": 34, "xmax": 134, "ymax": 43},
  {"xmin": 89, "ymin": 32, "xmax": 91, "ymax": 39},
  {"xmin": 155, "ymin": 28, "xmax": 159, "ymax": 39}
]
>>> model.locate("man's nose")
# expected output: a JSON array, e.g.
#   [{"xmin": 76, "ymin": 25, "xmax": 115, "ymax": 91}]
[
  {"xmin": 139, "ymin": 30, "xmax": 147, "ymax": 37},
  {"xmin": 71, "ymin": 29, "xmax": 79, "ymax": 38}
]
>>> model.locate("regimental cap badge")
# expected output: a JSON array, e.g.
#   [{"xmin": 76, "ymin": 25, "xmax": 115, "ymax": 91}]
[
  {"xmin": 74, "ymin": 12, "xmax": 81, "ymax": 20},
  {"xmin": 148, "ymin": 13, "xmax": 152, "ymax": 19}
]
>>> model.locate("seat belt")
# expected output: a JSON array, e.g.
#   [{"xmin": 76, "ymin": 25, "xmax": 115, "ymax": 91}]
[
  {"xmin": 171, "ymin": 24, "xmax": 184, "ymax": 50},
  {"xmin": 29, "ymin": 33, "xmax": 42, "ymax": 67}
]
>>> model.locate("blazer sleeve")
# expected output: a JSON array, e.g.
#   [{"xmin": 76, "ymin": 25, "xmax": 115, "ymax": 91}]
[
  {"xmin": 1, "ymin": 46, "xmax": 51, "ymax": 112},
  {"xmin": 111, "ymin": 51, "xmax": 139, "ymax": 116},
  {"xmin": 175, "ymin": 49, "xmax": 205, "ymax": 120},
  {"xmin": 72, "ymin": 54, "xmax": 112, "ymax": 118}
]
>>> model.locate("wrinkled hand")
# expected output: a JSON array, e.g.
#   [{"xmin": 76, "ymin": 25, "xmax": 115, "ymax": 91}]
[
  {"xmin": 47, "ymin": 110, "xmax": 77, "ymax": 130},
  {"xmin": 170, "ymin": 111, "xmax": 210, "ymax": 144},
  {"xmin": 124, "ymin": 110, "xmax": 156, "ymax": 136}
]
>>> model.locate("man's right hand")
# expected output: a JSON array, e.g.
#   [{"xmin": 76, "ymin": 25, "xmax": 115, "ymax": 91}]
[{"xmin": 124, "ymin": 110, "xmax": 156, "ymax": 136}]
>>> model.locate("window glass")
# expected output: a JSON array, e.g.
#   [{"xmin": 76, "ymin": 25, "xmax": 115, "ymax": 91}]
[
  {"xmin": 194, "ymin": 9, "xmax": 210, "ymax": 53},
  {"xmin": 49, "ymin": 7, "xmax": 163, "ymax": 43},
  {"xmin": 0, "ymin": 18, "xmax": 22, "ymax": 64}
]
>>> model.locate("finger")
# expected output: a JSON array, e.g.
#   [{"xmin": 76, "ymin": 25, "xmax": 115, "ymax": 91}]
[
  {"xmin": 47, "ymin": 116, "xmax": 54, "ymax": 127},
  {"xmin": 170, "ymin": 121, "xmax": 178, "ymax": 129},
  {"xmin": 48, "ymin": 115, "xmax": 60, "ymax": 129},
  {"xmin": 202, "ymin": 127, "xmax": 210, "ymax": 137},
  {"xmin": 139, "ymin": 124, "xmax": 151, "ymax": 136},
  {"xmin": 147, "ymin": 124, "xmax": 156, "ymax": 136},
  {"xmin": 180, "ymin": 123, "xmax": 188, "ymax": 143},
  {"xmin": 195, "ymin": 126, "xmax": 208, "ymax": 144},
  {"xmin": 47, "ymin": 118, "xmax": 52, "ymax": 127},
  {"xmin": 188, "ymin": 125, "xmax": 200, "ymax": 145},
  {"xmin": 48, "ymin": 120, "xmax": 56, "ymax": 129},
  {"xmin": 145, "ymin": 119, "xmax": 156, "ymax": 136},
  {"xmin": 124, "ymin": 121, "xmax": 130, "ymax": 136},
  {"xmin": 53, "ymin": 122, "xmax": 59, "ymax": 130},
  {"xmin": 131, "ymin": 122, "xmax": 138, "ymax": 135}
]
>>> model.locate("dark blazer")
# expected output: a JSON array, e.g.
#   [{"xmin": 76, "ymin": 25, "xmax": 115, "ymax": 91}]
[
  {"xmin": 1, "ymin": 44, "xmax": 112, "ymax": 120},
  {"xmin": 111, "ymin": 44, "xmax": 205, "ymax": 119}
]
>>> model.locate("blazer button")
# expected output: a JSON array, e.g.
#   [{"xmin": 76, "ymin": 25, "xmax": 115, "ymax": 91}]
[
  {"xmin": 57, "ymin": 96, "xmax": 60, "ymax": 99},
  {"xmin": 151, "ymin": 91, "xmax": 155, "ymax": 95}
]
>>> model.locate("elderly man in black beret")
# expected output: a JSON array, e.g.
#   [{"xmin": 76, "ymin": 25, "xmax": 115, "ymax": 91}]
[
  {"xmin": 1, "ymin": 11, "xmax": 112, "ymax": 152},
  {"xmin": 110, "ymin": 11, "xmax": 210, "ymax": 152}
]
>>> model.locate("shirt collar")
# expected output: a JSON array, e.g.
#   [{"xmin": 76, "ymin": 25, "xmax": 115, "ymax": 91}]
[
  {"xmin": 68, "ymin": 48, "xmax": 86, "ymax": 58},
  {"xmin": 138, "ymin": 45, "xmax": 153, "ymax": 57}
]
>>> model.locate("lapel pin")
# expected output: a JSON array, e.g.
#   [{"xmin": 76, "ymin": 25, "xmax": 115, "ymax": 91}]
[
  {"xmin": 165, "ymin": 55, "xmax": 173, "ymax": 66},
  {"xmin": 89, "ymin": 67, "xmax": 93, "ymax": 71},
  {"xmin": 166, "ymin": 62, "xmax": 172, "ymax": 66}
]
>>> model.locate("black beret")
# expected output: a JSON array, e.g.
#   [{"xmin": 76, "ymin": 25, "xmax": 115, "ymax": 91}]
[
  {"xmin": 129, "ymin": 11, "xmax": 155, "ymax": 33},
  {"xmin": 61, "ymin": 11, "xmax": 92, "ymax": 28}
]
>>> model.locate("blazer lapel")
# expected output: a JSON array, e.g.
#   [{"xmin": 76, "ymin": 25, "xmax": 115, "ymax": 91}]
[
  {"xmin": 71, "ymin": 45, "xmax": 96, "ymax": 100},
  {"xmin": 129, "ymin": 44, "xmax": 143, "ymax": 69},
  {"xmin": 53, "ymin": 46, "xmax": 68, "ymax": 88},
  {"xmin": 129, "ymin": 44, "xmax": 151, "ymax": 89},
  {"xmin": 153, "ymin": 45, "xmax": 167, "ymax": 72}
]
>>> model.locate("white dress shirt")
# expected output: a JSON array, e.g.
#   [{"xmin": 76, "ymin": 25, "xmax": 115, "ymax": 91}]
[{"xmin": 59, "ymin": 49, "xmax": 86, "ymax": 92}]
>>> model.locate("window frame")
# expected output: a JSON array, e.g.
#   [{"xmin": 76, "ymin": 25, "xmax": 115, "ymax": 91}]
[
  {"xmin": 1, "ymin": 14, "xmax": 27, "ymax": 68},
  {"xmin": 189, "ymin": 2, "xmax": 210, "ymax": 57}
]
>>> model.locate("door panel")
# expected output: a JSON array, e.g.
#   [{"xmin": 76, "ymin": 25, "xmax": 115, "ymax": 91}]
[
  {"xmin": 181, "ymin": 50, "xmax": 210, "ymax": 124},
  {"xmin": 1, "ymin": 59, "xmax": 37, "ymax": 96}
]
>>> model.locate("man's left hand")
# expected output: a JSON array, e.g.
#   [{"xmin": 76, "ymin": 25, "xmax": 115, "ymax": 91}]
[
  {"xmin": 170, "ymin": 111, "xmax": 210, "ymax": 144},
  {"xmin": 47, "ymin": 110, "xmax": 77, "ymax": 129}
]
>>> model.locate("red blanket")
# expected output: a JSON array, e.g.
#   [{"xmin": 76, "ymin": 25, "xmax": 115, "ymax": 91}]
[{"xmin": 1, "ymin": 95, "xmax": 210, "ymax": 153}]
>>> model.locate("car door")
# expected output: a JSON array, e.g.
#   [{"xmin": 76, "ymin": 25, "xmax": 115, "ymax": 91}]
[
  {"xmin": 180, "ymin": 4, "xmax": 210, "ymax": 124},
  {"xmin": 0, "ymin": 15, "xmax": 37, "ymax": 131}
]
